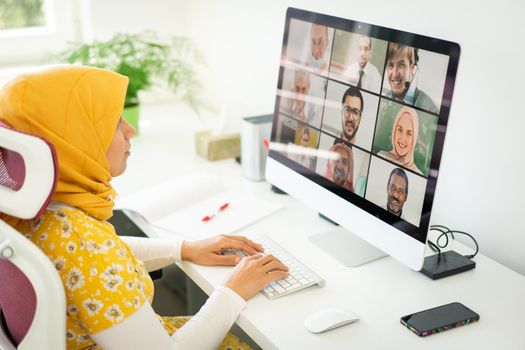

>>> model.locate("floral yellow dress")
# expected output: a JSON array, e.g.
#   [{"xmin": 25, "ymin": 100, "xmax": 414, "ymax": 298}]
[{"xmin": 14, "ymin": 206, "xmax": 250, "ymax": 350}]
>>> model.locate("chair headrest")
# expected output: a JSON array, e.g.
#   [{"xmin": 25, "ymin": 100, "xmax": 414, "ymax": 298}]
[{"xmin": 0, "ymin": 120, "xmax": 58, "ymax": 220}]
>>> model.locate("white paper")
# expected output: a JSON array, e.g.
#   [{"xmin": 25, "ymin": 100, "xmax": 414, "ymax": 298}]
[
  {"xmin": 115, "ymin": 173, "xmax": 225, "ymax": 222},
  {"xmin": 152, "ymin": 190, "xmax": 284, "ymax": 239}
]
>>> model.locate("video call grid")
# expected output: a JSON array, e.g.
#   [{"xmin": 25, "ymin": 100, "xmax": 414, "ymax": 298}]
[{"xmin": 273, "ymin": 18, "xmax": 452, "ymax": 229}]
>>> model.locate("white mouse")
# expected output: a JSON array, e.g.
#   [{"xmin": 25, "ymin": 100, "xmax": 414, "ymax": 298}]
[{"xmin": 304, "ymin": 308, "xmax": 359, "ymax": 333}]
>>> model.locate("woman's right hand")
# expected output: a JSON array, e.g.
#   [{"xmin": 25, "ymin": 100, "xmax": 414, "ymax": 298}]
[{"xmin": 224, "ymin": 254, "xmax": 289, "ymax": 300}]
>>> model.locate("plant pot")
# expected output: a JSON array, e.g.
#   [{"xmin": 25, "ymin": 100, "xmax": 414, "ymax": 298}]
[{"xmin": 122, "ymin": 105, "xmax": 140, "ymax": 135}]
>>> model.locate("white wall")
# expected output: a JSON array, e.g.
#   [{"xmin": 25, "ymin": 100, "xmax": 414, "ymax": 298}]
[
  {"xmin": 87, "ymin": 0, "xmax": 525, "ymax": 275},
  {"xmin": 89, "ymin": 0, "xmax": 189, "ymax": 40}
]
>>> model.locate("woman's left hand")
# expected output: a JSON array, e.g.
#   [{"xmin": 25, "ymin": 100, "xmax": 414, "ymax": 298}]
[{"xmin": 181, "ymin": 234, "xmax": 264, "ymax": 266}]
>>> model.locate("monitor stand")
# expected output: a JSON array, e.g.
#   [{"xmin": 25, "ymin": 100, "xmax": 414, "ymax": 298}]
[{"xmin": 309, "ymin": 228, "xmax": 387, "ymax": 267}]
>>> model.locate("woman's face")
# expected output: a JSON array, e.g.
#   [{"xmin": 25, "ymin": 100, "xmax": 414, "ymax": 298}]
[
  {"xmin": 106, "ymin": 118, "xmax": 135, "ymax": 176},
  {"xmin": 301, "ymin": 132, "xmax": 310, "ymax": 147},
  {"xmin": 393, "ymin": 113, "xmax": 414, "ymax": 157}
]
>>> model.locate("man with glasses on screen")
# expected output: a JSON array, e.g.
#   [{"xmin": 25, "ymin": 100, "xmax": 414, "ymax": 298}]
[
  {"xmin": 340, "ymin": 86, "xmax": 364, "ymax": 144},
  {"xmin": 386, "ymin": 167, "xmax": 409, "ymax": 218}
]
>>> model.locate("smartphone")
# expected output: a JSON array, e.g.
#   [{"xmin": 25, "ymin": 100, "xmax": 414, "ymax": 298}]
[{"xmin": 400, "ymin": 302, "xmax": 479, "ymax": 337}]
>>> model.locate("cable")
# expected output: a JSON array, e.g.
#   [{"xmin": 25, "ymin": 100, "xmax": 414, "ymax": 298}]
[
  {"xmin": 428, "ymin": 224, "xmax": 479, "ymax": 259},
  {"xmin": 427, "ymin": 239, "xmax": 441, "ymax": 254}
]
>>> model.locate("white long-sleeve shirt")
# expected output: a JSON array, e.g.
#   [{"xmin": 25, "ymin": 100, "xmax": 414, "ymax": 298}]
[
  {"xmin": 344, "ymin": 62, "xmax": 382, "ymax": 93},
  {"xmin": 93, "ymin": 236, "xmax": 247, "ymax": 350}
]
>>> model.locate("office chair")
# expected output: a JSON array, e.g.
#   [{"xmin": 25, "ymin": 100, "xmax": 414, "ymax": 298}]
[{"xmin": 0, "ymin": 120, "xmax": 66, "ymax": 350}]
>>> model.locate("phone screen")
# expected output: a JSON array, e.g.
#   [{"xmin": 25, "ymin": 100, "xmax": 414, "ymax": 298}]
[{"xmin": 400, "ymin": 302, "xmax": 479, "ymax": 336}]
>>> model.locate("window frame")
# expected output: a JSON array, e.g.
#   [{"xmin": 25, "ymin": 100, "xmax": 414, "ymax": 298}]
[{"xmin": 0, "ymin": 0, "xmax": 82, "ymax": 66}]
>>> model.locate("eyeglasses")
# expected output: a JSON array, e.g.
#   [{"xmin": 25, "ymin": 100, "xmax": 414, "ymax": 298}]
[{"xmin": 342, "ymin": 106, "xmax": 362, "ymax": 119}]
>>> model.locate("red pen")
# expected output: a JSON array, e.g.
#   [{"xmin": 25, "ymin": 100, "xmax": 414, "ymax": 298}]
[
  {"xmin": 201, "ymin": 202, "xmax": 230, "ymax": 222},
  {"xmin": 263, "ymin": 138, "xmax": 270, "ymax": 150}
]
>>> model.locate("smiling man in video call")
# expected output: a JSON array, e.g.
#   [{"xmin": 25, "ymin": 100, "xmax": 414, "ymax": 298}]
[
  {"xmin": 384, "ymin": 43, "xmax": 439, "ymax": 114},
  {"xmin": 325, "ymin": 142, "xmax": 354, "ymax": 192},
  {"xmin": 386, "ymin": 167, "xmax": 409, "ymax": 217},
  {"xmin": 340, "ymin": 86, "xmax": 364, "ymax": 145},
  {"xmin": 344, "ymin": 35, "xmax": 382, "ymax": 92}
]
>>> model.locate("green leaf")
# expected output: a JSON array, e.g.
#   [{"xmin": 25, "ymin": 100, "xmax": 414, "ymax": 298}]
[{"xmin": 54, "ymin": 31, "xmax": 205, "ymax": 111}]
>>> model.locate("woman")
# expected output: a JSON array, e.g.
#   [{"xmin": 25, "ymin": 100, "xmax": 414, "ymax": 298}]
[
  {"xmin": 378, "ymin": 106, "xmax": 423, "ymax": 174},
  {"xmin": 291, "ymin": 127, "xmax": 313, "ymax": 169},
  {"xmin": 0, "ymin": 66, "xmax": 288, "ymax": 350}
]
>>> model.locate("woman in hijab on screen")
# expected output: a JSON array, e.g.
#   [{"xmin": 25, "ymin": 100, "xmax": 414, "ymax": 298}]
[{"xmin": 378, "ymin": 106, "xmax": 423, "ymax": 175}]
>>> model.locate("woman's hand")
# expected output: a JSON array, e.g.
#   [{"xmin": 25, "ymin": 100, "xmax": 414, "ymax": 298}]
[
  {"xmin": 225, "ymin": 254, "xmax": 289, "ymax": 300},
  {"xmin": 181, "ymin": 234, "xmax": 264, "ymax": 266}
]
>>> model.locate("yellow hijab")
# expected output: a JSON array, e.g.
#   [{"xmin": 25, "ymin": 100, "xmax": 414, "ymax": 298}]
[{"xmin": 0, "ymin": 65, "xmax": 128, "ymax": 221}]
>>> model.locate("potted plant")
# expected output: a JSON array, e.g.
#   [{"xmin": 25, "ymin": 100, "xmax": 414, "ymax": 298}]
[{"xmin": 57, "ymin": 31, "xmax": 202, "ymax": 133}]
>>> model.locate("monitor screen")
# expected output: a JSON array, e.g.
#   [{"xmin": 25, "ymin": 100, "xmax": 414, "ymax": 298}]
[{"xmin": 266, "ymin": 8, "xmax": 460, "ymax": 270}]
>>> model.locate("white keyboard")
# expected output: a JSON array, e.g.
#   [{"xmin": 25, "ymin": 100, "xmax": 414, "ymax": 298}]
[{"xmin": 224, "ymin": 235, "xmax": 325, "ymax": 300}]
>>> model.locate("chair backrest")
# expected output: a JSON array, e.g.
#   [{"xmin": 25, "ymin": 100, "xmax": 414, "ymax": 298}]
[
  {"xmin": 0, "ymin": 260, "xmax": 36, "ymax": 347},
  {"xmin": 0, "ymin": 120, "xmax": 66, "ymax": 350}
]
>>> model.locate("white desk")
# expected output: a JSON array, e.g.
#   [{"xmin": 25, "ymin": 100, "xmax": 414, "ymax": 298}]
[{"xmin": 114, "ymin": 102, "xmax": 525, "ymax": 350}]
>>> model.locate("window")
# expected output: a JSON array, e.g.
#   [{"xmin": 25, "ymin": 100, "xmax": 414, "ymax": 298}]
[
  {"xmin": 0, "ymin": 0, "xmax": 48, "ymax": 32},
  {"xmin": 0, "ymin": 0, "xmax": 80, "ymax": 66}
]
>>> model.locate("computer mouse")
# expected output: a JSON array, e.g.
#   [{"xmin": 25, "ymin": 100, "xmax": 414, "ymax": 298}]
[{"xmin": 304, "ymin": 308, "xmax": 359, "ymax": 333}]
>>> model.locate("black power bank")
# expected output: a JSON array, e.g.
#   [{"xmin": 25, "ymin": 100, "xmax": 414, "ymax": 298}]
[{"xmin": 420, "ymin": 250, "xmax": 476, "ymax": 280}]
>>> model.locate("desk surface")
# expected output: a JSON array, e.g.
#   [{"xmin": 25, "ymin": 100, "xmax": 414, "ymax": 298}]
[{"xmin": 114, "ymin": 102, "xmax": 525, "ymax": 350}]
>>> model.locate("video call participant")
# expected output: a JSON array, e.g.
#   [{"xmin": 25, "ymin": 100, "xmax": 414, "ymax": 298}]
[
  {"xmin": 378, "ymin": 106, "xmax": 423, "ymax": 175},
  {"xmin": 324, "ymin": 142, "xmax": 354, "ymax": 191},
  {"xmin": 385, "ymin": 167, "xmax": 409, "ymax": 218},
  {"xmin": 340, "ymin": 86, "xmax": 364, "ymax": 145},
  {"xmin": 307, "ymin": 24, "xmax": 330, "ymax": 73},
  {"xmin": 344, "ymin": 35, "xmax": 382, "ymax": 92},
  {"xmin": 291, "ymin": 71, "xmax": 321, "ymax": 127},
  {"xmin": 291, "ymin": 127, "xmax": 314, "ymax": 169},
  {"xmin": 383, "ymin": 43, "xmax": 439, "ymax": 114},
  {"xmin": 291, "ymin": 70, "xmax": 319, "ymax": 125}
]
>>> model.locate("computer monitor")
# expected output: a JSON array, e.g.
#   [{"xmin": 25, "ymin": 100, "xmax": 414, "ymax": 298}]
[{"xmin": 266, "ymin": 8, "xmax": 460, "ymax": 270}]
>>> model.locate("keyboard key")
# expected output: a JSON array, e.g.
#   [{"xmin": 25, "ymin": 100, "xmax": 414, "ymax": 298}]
[
  {"xmin": 273, "ymin": 285, "xmax": 286, "ymax": 294},
  {"xmin": 288, "ymin": 283, "xmax": 302, "ymax": 291},
  {"xmin": 286, "ymin": 276, "xmax": 297, "ymax": 284},
  {"xmin": 299, "ymin": 278, "xmax": 309, "ymax": 285},
  {"xmin": 276, "ymin": 279, "xmax": 286, "ymax": 287}
]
